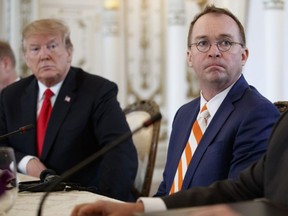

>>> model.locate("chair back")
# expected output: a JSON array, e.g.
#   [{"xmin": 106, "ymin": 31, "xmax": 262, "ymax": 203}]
[{"xmin": 124, "ymin": 100, "xmax": 161, "ymax": 198}]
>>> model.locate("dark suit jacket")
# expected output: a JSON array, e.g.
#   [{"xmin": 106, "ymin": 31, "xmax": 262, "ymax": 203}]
[
  {"xmin": 0, "ymin": 67, "xmax": 138, "ymax": 201},
  {"xmin": 155, "ymin": 75, "xmax": 280, "ymax": 196},
  {"xmin": 162, "ymin": 109, "xmax": 288, "ymax": 209}
]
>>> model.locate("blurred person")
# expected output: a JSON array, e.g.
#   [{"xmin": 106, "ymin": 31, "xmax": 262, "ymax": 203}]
[
  {"xmin": 0, "ymin": 40, "xmax": 19, "ymax": 91},
  {"xmin": 0, "ymin": 18, "xmax": 137, "ymax": 201}
]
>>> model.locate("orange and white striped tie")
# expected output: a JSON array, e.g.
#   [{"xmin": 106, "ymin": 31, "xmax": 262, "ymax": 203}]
[{"xmin": 170, "ymin": 104, "xmax": 210, "ymax": 194}]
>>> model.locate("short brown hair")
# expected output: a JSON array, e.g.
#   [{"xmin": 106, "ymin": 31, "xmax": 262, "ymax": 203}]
[
  {"xmin": 0, "ymin": 40, "xmax": 16, "ymax": 67},
  {"xmin": 22, "ymin": 18, "xmax": 73, "ymax": 52},
  {"xmin": 187, "ymin": 5, "xmax": 246, "ymax": 48}
]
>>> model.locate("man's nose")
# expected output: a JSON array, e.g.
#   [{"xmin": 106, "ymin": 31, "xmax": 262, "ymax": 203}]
[
  {"xmin": 208, "ymin": 43, "xmax": 221, "ymax": 57},
  {"xmin": 39, "ymin": 47, "xmax": 50, "ymax": 59}
]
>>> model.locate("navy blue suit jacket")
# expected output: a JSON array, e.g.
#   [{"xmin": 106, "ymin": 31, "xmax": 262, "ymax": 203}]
[
  {"xmin": 163, "ymin": 108, "xmax": 288, "ymax": 209},
  {"xmin": 0, "ymin": 67, "xmax": 138, "ymax": 201},
  {"xmin": 155, "ymin": 75, "xmax": 280, "ymax": 196}
]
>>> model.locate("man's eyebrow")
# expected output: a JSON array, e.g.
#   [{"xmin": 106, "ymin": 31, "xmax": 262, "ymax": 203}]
[
  {"xmin": 217, "ymin": 33, "xmax": 234, "ymax": 39},
  {"xmin": 193, "ymin": 35, "xmax": 208, "ymax": 41},
  {"xmin": 46, "ymin": 38, "xmax": 59, "ymax": 44},
  {"xmin": 193, "ymin": 34, "xmax": 235, "ymax": 41},
  {"xmin": 28, "ymin": 38, "xmax": 58, "ymax": 46}
]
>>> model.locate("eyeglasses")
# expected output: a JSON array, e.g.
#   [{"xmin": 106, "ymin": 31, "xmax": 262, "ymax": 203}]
[{"xmin": 189, "ymin": 40, "xmax": 244, "ymax": 53}]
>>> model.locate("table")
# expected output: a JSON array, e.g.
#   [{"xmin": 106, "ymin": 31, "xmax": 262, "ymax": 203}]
[{"xmin": 8, "ymin": 174, "xmax": 121, "ymax": 216}]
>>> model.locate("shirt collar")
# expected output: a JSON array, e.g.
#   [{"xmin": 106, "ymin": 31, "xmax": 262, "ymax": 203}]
[
  {"xmin": 200, "ymin": 75, "xmax": 241, "ymax": 117},
  {"xmin": 37, "ymin": 81, "xmax": 63, "ymax": 102}
]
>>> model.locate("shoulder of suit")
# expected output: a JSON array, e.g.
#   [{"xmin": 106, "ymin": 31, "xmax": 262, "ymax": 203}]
[{"xmin": 69, "ymin": 66, "xmax": 117, "ymax": 90}]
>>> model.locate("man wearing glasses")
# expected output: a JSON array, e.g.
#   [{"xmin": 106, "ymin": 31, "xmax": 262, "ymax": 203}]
[
  {"xmin": 153, "ymin": 5, "xmax": 280, "ymax": 197},
  {"xmin": 71, "ymin": 5, "xmax": 281, "ymax": 216}
]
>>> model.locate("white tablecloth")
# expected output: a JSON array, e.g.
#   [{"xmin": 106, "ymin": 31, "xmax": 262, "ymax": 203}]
[{"xmin": 7, "ymin": 173, "xmax": 121, "ymax": 216}]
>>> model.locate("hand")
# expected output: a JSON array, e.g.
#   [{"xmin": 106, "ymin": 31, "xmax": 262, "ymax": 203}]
[
  {"xmin": 26, "ymin": 158, "xmax": 46, "ymax": 178},
  {"xmin": 71, "ymin": 200, "xmax": 144, "ymax": 216}
]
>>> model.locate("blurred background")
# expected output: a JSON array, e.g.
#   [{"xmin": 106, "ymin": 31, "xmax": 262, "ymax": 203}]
[{"xmin": 0, "ymin": 0, "xmax": 287, "ymax": 195}]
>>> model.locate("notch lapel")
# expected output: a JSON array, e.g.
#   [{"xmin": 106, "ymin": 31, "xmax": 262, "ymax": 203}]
[
  {"xmin": 182, "ymin": 75, "xmax": 249, "ymax": 189},
  {"xmin": 166, "ymin": 100, "xmax": 200, "ymax": 192},
  {"xmin": 21, "ymin": 79, "xmax": 38, "ymax": 156},
  {"xmin": 40, "ymin": 69, "xmax": 77, "ymax": 160},
  {"xmin": 181, "ymin": 102, "xmax": 234, "ymax": 189}
]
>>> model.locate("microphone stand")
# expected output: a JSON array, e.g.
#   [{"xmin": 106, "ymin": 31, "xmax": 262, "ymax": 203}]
[
  {"xmin": 37, "ymin": 113, "xmax": 162, "ymax": 216},
  {"xmin": 0, "ymin": 124, "xmax": 34, "ymax": 141}
]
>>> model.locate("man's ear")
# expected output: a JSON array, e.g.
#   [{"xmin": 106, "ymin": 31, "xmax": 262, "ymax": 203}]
[
  {"xmin": 67, "ymin": 48, "xmax": 73, "ymax": 63},
  {"xmin": 187, "ymin": 50, "xmax": 193, "ymax": 67},
  {"xmin": 1, "ymin": 57, "xmax": 12, "ymax": 69},
  {"xmin": 241, "ymin": 47, "xmax": 249, "ymax": 66}
]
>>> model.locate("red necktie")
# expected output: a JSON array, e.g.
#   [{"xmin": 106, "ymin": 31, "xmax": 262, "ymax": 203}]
[
  {"xmin": 37, "ymin": 89, "xmax": 54, "ymax": 157},
  {"xmin": 170, "ymin": 104, "xmax": 210, "ymax": 194}
]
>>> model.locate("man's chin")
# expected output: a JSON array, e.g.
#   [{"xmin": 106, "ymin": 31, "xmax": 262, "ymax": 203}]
[
  {"xmin": 38, "ymin": 75, "xmax": 58, "ymax": 86},
  {"xmin": 206, "ymin": 71, "xmax": 226, "ymax": 81}
]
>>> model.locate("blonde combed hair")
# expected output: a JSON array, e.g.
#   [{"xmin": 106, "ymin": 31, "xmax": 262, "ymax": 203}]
[{"xmin": 22, "ymin": 18, "xmax": 73, "ymax": 52}]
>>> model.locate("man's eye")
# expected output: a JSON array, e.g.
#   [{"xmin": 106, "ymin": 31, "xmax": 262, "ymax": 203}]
[
  {"xmin": 48, "ymin": 43, "xmax": 58, "ymax": 49},
  {"xmin": 219, "ymin": 40, "xmax": 232, "ymax": 47},
  {"xmin": 197, "ymin": 40, "xmax": 209, "ymax": 47},
  {"xmin": 30, "ymin": 47, "xmax": 39, "ymax": 52}
]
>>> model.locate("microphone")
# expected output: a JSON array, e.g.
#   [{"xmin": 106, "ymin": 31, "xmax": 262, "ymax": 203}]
[
  {"xmin": 37, "ymin": 112, "xmax": 162, "ymax": 216},
  {"xmin": 40, "ymin": 169, "xmax": 59, "ymax": 183},
  {"xmin": 0, "ymin": 124, "xmax": 34, "ymax": 141},
  {"xmin": 18, "ymin": 169, "xmax": 68, "ymax": 193}
]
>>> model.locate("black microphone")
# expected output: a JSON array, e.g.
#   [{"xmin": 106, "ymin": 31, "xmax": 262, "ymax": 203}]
[
  {"xmin": 18, "ymin": 169, "xmax": 68, "ymax": 193},
  {"xmin": 37, "ymin": 112, "xmax": 162, "ymax": 216},
  {"xmin": 0, "ymin": 124, "xmax": 34, "ymax": 141},
  {"xmin": 40, "ymin": 169, "xmax": 59, "ymax": 183}
]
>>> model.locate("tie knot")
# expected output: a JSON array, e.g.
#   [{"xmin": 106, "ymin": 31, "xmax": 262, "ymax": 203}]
[
  {"xmin": 199, "ymin": 104, "xmax": 210, "ymax": 119},
  {"xmin": 200, "ymin": 104, "xmax": 207, "ymax": 112},
  {"xmin": 44, "ymin": 89, "xmax": 54, "ymax": 99}
]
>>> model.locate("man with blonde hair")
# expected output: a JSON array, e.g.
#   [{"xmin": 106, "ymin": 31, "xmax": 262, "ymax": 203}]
[{"xmin": 0, "ymin": 18, "xmax": 138, "ymax": 201}]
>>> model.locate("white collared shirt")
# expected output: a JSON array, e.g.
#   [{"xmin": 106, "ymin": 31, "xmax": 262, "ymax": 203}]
[
  {"xmin": 37, "ymin": 81, "xmax": 63, "ymax": 116},
  {"xmin": 200, "ymin": 77, "xmax": 239, "ymax": 126}
]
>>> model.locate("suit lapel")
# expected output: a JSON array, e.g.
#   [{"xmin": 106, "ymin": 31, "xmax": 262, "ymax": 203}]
[
  {"xmin": 182, "ymin": 75, "xmax": 249, "ymax": 189},
  {"xmin": 166, "ymin": 100, "xmax": 200, "ymax": 192},
  {"xmin": 21, "ymin": 79, "xmax": 38, "ymax": 155},
  {"xmin": 40, "ymin": 69, "xmax": 77, "ymax": 160}
]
